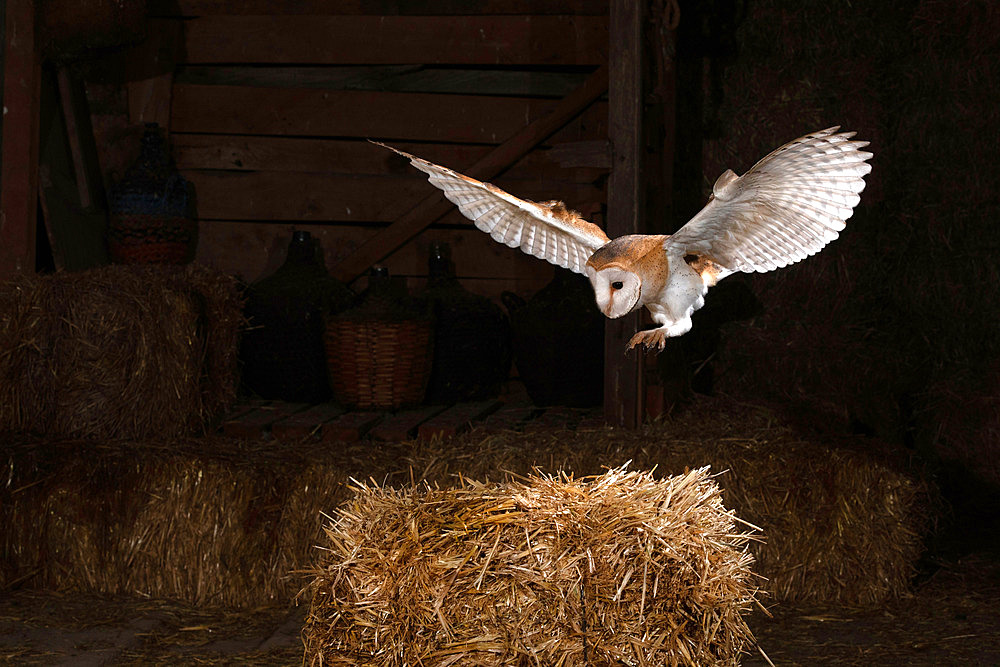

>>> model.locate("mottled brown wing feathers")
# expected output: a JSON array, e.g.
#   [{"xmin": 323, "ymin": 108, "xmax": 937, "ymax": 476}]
[{"xmin": 373, "ymin": 142, "xmax": 610, "ymax": 274}]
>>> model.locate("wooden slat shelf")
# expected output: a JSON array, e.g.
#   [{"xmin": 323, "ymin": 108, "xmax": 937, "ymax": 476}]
[
  {"xmin": 270, "ymin": 403, "xmax": 346, "ymax": 440},
  {"xmin": 321, "ymin": 411, "xmax": 385, "ymax": 442},
  {"xmin": 219, "ymin": 399, "xmax": 603, "ymax": 443},
  {"xmin": 370, "ymin": 405, "xmax": 449, "ymax": 442},
  {"xmin": 222, "ymin": 402, "xmax": 310, "ymax": 438},
  {"xmin": 416, "ymin": 399, "xmax": 504, "ymax": 440}
]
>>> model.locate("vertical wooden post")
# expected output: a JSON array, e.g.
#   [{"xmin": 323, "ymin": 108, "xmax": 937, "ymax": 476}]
[
  {"xmin": 0, "ymin": 0, "xmax": 41, "ymax": 276},
  {"xmin": 605, "ymin": 0, "xmax": 645, "ymax": 427}
]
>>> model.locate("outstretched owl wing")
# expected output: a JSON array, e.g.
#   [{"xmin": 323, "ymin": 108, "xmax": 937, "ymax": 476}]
[
  {"xmin": 665, "ymin": 127, "xmax": 873, "ymax": 276},
  {"xmin": 374, "ymin": 142, "xmax": 611, "ymax": 275}
]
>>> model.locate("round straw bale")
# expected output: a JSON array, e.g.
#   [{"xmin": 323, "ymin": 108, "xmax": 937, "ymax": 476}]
[{"xmin": 304, "ymin": 465, "xmax": 762, "ymax": 666}]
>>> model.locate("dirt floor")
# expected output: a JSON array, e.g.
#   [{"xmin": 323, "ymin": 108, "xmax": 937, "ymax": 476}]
[
  {"xmin": 744, "ymin": 548, "xmax": 1000, "ymax": 666},
  {"xmin": 1, "ymin": 547, "xmax": 998, "ymax": 666}
]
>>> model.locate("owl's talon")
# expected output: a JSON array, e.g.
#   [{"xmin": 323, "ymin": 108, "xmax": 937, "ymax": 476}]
[{"xmin": 627, "ymin": 328, "xmax": 668, "ymax": 351}]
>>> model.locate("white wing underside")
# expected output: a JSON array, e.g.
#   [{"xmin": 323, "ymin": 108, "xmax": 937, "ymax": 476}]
[
  {"xmin": 666, "ymin": 127, "xmax": 873, "ymax": 275},
  {"xmin": 374, "ymin": 143, "xmax": 610, "ymax": 274}
]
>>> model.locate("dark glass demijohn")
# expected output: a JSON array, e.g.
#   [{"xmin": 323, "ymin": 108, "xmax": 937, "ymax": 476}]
[
  {"xmin": 422, "ymin": 242, "xmax": 511, "ymax": 403},
  {"xmin": 325, "ymin": 265, "xmax": 434, "ymax": 409},
  {"xmin": 107, "ymin": 122, "xmax": 196, "ymax": 264},
  {"xmin": 502, "ymin": 269, "xmax": 604, "ymax": 407},
  {"xmin": 240, "ymin": 230, "xmax": 354, "ymax": 403}
]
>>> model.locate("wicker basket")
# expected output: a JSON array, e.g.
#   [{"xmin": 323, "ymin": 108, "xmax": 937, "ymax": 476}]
[{"xmin": 325, "ymin": 318, "xmax": 433, "ymax": 410}]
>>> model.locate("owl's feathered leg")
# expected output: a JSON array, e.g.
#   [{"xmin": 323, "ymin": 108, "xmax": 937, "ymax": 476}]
[{"xmin": 627, "ymin": 260, "xmax": 706, "ymax": 350}]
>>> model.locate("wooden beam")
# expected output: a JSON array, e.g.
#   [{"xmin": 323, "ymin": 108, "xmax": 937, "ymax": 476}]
[
  {"xmin": 183, "ymin": 171, "xmax": 602, "ymax": 222},
  {"xmin": 172, "ymin": 134, "xmax": 609, "ymax": 181},
  {"xmin": 55, "ymin": 67, "xmax": 102, "ymax": 210},
  {"xmin": 0, "ymin": 0, "xmax": 40, "ymax": 277},
  {"xmin": 179, "ymin": 15, "xmax": 607, "ymax": 65},
  {"xmin": 604, "ymin": 0, "xmax": 644, "ymax": 427},
  {"xmin": 331, "ymin": 64, "xmax": 609, "ymax": 284},
  {"xmin": 171, "ymin": 84, "xmax": 608, "ymax": 143},
  {"xmin": 149, "ymin": 0, "xmax": 610, "ymax": 16},
  {"xmin": 37, "ymin": 67, "xmax": 109, "ymax": 273},
  {"xmin": 175, "ymin": 65, "xmax": 591, "ymax": 99}
]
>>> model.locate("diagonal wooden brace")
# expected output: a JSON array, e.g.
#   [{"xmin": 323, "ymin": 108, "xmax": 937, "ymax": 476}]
[{"xmin": 331, "ymin": 63, "xmax": 609, "ymax": 284}]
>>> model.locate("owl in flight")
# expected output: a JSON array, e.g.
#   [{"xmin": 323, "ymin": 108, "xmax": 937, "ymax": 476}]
[{"xmin": 376, "ymin": 127, "xmax": 872, "ymax": 351}]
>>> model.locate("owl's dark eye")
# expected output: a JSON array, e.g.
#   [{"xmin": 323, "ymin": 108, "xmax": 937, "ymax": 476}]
[{"xmin": 611, "ymin": 281, "xmax": 624, "ymax": 290}]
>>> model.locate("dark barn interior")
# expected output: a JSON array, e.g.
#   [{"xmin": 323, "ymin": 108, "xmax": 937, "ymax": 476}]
[{"xmin": 1, "ymin": 0, "xmax": 999, "ymax": 664}]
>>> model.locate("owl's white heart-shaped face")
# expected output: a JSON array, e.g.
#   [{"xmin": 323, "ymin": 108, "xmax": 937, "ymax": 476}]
[{"xmin": 587, "ymin": 265, "xmax": 642, "ymax": 318}]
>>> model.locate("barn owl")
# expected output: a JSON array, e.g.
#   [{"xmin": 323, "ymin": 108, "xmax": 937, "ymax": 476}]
[{"xmin": 376, "ymin": 127, "xmax": 872, "ymax": 351}]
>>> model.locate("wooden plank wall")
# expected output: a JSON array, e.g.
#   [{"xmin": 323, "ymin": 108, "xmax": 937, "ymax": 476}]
[{"xmin": 147, "ymin": 0, "xmax": 611, "ymax": 300}]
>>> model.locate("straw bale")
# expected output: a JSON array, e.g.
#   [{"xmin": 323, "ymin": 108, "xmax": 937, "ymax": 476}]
[
  {"xmin": 404, "ymin": 397, "xmax": 932, "ymax": 607},
  {"xmin": 121, "ymin": 454, "xmax": 275, "ymax": 606},
  {"xmin": 0, "ymin": 434, "xmax": 410, "ymax": 608},
  {"xmin": 0, "ymin": 264, "xmax": 242, "ymax": 440},
  {"xmin": 0, "ymin": 438, "xmax": 265, "ymax": 605},
  {"xmin": 0, "ymin": 398, "xmax": 931, "ymax": 611},
  {"xmin": 274, "ymin": 462, "xmax": 356, "ymax": 594},
  {"xmin": 304, "ymin": 465, "xmax": 762, "ymax": 666}
]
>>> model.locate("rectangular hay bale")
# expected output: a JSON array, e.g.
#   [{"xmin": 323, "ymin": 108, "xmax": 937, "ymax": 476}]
[
  {"xmin": 0, "ymin": 264, "xmax": 242, "ymax": 439},
  {"xmin": 403, "ymin": 397, "xmax": 935, "ymax": 608},
  {"xmin": 0, "ymin": 436, "xmax": 354, "ymax": 608},
  {"xmin": 303, "ymin": 466, "xmax": 763, "ymax": 666}
]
